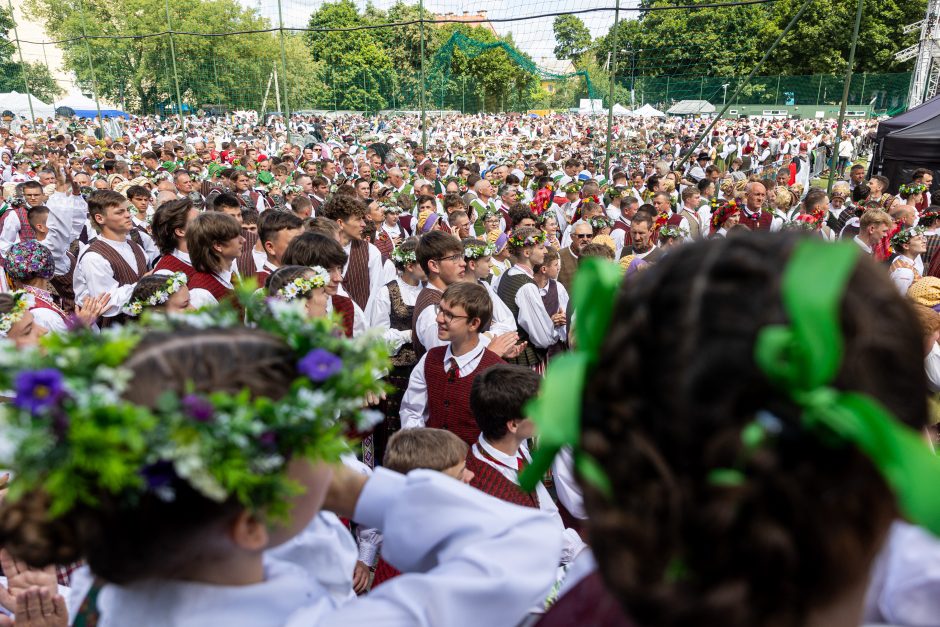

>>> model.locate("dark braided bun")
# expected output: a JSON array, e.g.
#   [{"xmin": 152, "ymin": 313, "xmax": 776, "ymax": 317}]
[{"xmin": 581, "ymin": 232, "xmax": 927, "ymax": 627}]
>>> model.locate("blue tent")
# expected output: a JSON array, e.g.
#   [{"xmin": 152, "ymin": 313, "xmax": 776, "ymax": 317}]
[{"xmin": 55, "ymin": 93, "xmax": 129, "ymax": 119}]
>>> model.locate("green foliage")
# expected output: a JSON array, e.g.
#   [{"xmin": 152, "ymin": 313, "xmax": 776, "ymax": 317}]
[
  {"xmin": 553, "ymin": 15, "xmax": 592, "ymax": 62},
  {"xmin": 24, "ymin": 0, "xmax": 321, "ymax": 114},
  {"xmin": 0, "ymin": 7, "xmax": 62, "ymax": 102}
]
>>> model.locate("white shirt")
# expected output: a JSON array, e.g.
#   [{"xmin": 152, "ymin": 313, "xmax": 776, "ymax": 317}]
[
  {"xmin": 925, "ymin": 342, "xmax": 940, "ymax": 393},
  {"xmin": 551, "ymin": 446, "xmax": 585, "ymax": 520},
  {"xmin": 472, "ymin": 436, "xmax": 586, "ymax": 565},
  {"xmin": 400, "ymin": 338, "xmax": 488, "ymax": 430},
  {"xmin": 481, "ymin": 279, "xmax": 517, "ymax": 336},
  {"xmin": 853, "ymin": 235, "xmax": 873, "ymax": 254},
  {"xmin": 73, "ymin": 236, "xmax": 143, "ymax": 317},
  {"xmin": 504, "ymin": 265, "xmax": 564, "ymax": 348},
  {"xmin": 366, "ymin": 277, "xmax": 421, "ymax": 354},
  {"xmin": 188, "ymin": 263, "xmax": 238, "ymax": 310},
  {"xmin": 890, "ymin": 255, "xmax": 923, "ymax": 294},
  {"xmin": 414, "ymin": 284, "xmax": 445, "ymax": 353},
  {"xmin": 864, "ymin": 520, "xmax": 940, "ymax": 626},
  {"xmin": 343, "ymin": 240, "xmax": 384, "ymax": 314},
  {"xmin": 41, "ymin": 193, "xmax": 85, "ymax": 277}
]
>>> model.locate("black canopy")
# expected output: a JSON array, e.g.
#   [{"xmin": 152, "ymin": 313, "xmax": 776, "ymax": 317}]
[{"xmin": 872, "ymin": 94, "xmax": 940, "ymax": 194}]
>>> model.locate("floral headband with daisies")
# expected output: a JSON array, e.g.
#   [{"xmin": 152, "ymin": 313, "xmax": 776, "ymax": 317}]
[
  {"xmin": 276, "ymin": 267, "xmax": 331, "ymax": 301},
  {"xmin": 390, "ymin": 247, "xmax": 417, "ymax": 265},
  {"xmin": 0, "ymin": 290, "xmax": 33, "ymax": 337},
  {"xmin": 0, "ymin": 289, "xmax": 389, "ymax": 520},
  {"xmin": 508, "ymin": 230, "xmax": 547, "ymax": 249},
  {"xmin": 464, "ymin": 242, "xmax": 496, "ymax": 260},
  {"xmin": 123, "ymin": 272, "xmax": 188, "ymax": 317},
  {"xmin": 891, "ymin": 225, "xmax": 926, "ymax": 250}
]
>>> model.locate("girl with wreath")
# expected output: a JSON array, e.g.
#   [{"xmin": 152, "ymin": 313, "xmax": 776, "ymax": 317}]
[
  {"xmin": 710, "ymin": 200, "xmax": 741, "ymax": 238},
  {"xmin": 123, "ymin": 272, "xmax": 193, "ymax": 317},
  {"xmin": 0, "ymin": 297, "xmax": 559, "ymax": 626},
  {"xmin": 890, "ymin": 226, "xmax": 927, "ymax": 294}
]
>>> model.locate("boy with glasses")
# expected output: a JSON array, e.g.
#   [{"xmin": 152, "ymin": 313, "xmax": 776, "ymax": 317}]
[
  {"xmin": 401, "ymin": 281, "xmax": 505, "ymax": 445},
  {"xmin": 412, "ymin": 231, "xmax": 468, "ymax": 358}
]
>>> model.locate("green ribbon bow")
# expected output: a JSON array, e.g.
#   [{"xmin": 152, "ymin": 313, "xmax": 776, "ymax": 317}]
[
  {"xmin": 519, "ymin": 258, "xmax": 622, "ymax": 496},
  {"xmin": 754, "ymin": 240, "xmax": 940, "ymax": 536}
]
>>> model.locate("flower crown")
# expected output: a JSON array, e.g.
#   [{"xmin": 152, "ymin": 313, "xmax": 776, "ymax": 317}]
[
  {"xmin": 711, "ymin": 199, "xmax": 740, "ymax": 228},
  {"xmin": 899, "ymin": 183, "xmax": 928, "ymax": 198},
  {"xmin": 891, "ymin": 225, "xmax": 926, "ymax": 250},
  {"xmin": 390, "ymin": 247, "xmax": 417, "ymax": 265},
  {"xmin": 508, "ymin": 230, "xmax": 547, "ymax": 249},
  {"xmin": 123, "ymin": 272, "xmax": 188, "ymax": 317},
  {"xmin": 464, "ymin": 242, "xmax": 496, "ymax": 260},
  {"xmin": 564, "ymin": 181, "xmax": 582, "ymax": 194},
  {"xmin": 658, "ymin": 225, "xmax": 688, "ymax": 240},
  {"xmin": 0, "ymin": 290, "xmax": 389, "ymax": 520},
  {"xmin": 0, "ymin": 290, "xmax": 33, "ymax": 337},
  {"xmin": 276, "ymin": 267, "xmax": 330, "ymax": 301},
  {"xmin": 282, "ymin": 184, "xmax": 303, "ymax": 196},
  {"xmin": 589, "ymin": 216, "xmax": 613, "ymax": 230}
]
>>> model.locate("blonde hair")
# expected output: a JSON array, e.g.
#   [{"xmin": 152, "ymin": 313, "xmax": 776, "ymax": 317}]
[{"xmin": 383, "ymin": 428, "xmax": 468, "ymax": 474}]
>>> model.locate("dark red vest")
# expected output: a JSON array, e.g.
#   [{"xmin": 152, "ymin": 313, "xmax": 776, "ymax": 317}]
[
  {"xmin": 0, "ymin": 204, "xmax": 35, "ymax": 240},
  {"xmin": 331, "ymin": 295, "xmax": 355, "ymax": 338},
  {"xmin": 536, "ymin": 572, "xmax": 634, "ymax": 627},
  {"xmin": 153, "ymin": 252, "xmax": 196, "ymax": 281},
  {"xmin": 466, "ymin": 451, "xmax": 539, "ymax": 508},
  {"xmin": 739, "ymin": 210, "xmax": 773, "ymax": 231},
  {"xmin": 188, "ymin": 272, "xmax": 231, "ymax": 302},
  {"xmin": 411, "ymin": 288, "xmax": 442, "ymax": 359},
  {"xmin": 344, "ymin": 239, "xmax": 371, "ymax": 311},
  {"xmin": 424, "ymin": 346, "xmax": 503, "ymax": 445}
]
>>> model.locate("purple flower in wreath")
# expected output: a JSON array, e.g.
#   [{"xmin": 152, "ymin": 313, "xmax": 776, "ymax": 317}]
[
  {"xmin": 141, "ymin": 460, "xmax": 176, "ymax": 490},
  {"xmin": 259, "ymin": 430, "xmax": 278, "ymax": 451},
  {"xmin": 181, "ymin": 394, "xmax": 214, "ymax": 423},
  {"xmin": 298, "ymin": 349, "xmax": 343, "ymax": 382},
  {"xmin": 13, "ymin": 368, "xmax": 65, "ymax": 414}
]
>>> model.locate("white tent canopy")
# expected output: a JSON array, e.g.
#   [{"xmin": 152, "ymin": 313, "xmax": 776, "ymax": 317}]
[
  {"xmin": 612, "ymin": 103, "xmax": 632, "ymax": 115},
  {"xmin": 0, "ymin": 91, "xmax": 54, "ymax": 120},
  {"xmin": 633, "ymin": 104, "xmax": 666, "ymax": 118},
  {"xmin": 55, "ymin": 92, "xmax": 102, "ymax": 110},
  {"xmin": 667, "ymin": 100, "xmax": 717, "ymax": 115}
]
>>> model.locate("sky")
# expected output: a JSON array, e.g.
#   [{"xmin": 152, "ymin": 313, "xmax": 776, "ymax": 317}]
[{"xmin": 242, "ymin": 0, "xmax": 639, "ymax": 65}]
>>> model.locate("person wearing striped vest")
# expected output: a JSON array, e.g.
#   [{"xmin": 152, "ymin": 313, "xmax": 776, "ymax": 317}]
[
  {"xmin": 74, "ymin": 190, "xmax": 148, "ymax": 324},
  {"xmin": 467, "ymin": 364, "xmax": 585, "ymax": 564},
  {"xmin": 281, "ymin": 231, "xmax": 367, "ymax": 337},
  {"xmin": 151, "ymin": 198, "xmax": 200, "ymax": 281},
  {"xmin": 411, "ymin": 231, "xmax": 467, "ymax": 359},
  {"xmin": 401, "ymin": 282, "xmax": 504, "ymax": 446},
  {"xmin": 497, "ymin": 227, "xmax": 567, "ymax": 371},
  {"xmin": 321, "ymin": 194, "xmax": 383, "ymax": 313},
  {"xmin": 185, "ymin": 212, "xmax": 244, "ymax": 308}
]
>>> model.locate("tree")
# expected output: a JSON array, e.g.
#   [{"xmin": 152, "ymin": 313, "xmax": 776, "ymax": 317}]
[
  {"xmin": 25, "ymin": 0, "xmax": 318, "ymax": 114},
  {"xmin": 553, "ymin": 15, "xmax": 592, "ymax": 62},
  {"xmin": 0, "ymin": 7, "xmax": 62, "ymax": 102}
]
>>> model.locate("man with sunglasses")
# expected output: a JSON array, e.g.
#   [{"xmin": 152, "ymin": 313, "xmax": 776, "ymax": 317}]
[{"xmin": 558, "ymin": 221, "xmax": 593, "ymax": 293}]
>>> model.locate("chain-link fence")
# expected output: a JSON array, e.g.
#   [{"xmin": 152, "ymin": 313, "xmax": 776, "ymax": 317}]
[{"xmin": 5, "ymin": 0, "xmax": 916, "ymax": 127}]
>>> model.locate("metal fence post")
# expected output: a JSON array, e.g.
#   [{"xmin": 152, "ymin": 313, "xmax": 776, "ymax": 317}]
[
  {"xmin": 277, "ymin": 0, "xmax": 291, "ymax": 135},
  {"xmin": 859, "ymin": 72, "xmax": 867, "ymax": 105},
  {"xmin": 827, "ymin": 0, "xmax": 863, "ymax": 193},
  {"xmin": 7, "ymin": 0, "xmax": 35, "ymax": 127},
  {"xmin": 164, "ymin": 0, "xmax": 185, "ymax": 125},
  {"xmin": 604, "ymin": 0, "xmax": 620, "ymax": 174},
  {"xmin": 78, "ymin": 0, "xmax": 104, "ymax": 130},
  {"xmin": 775, "ymin": 75, "xmax": 781, "ymax": 105},
  {"xmin": 419, "ymin": 0, "xmax": 427, "ymax": 151}
]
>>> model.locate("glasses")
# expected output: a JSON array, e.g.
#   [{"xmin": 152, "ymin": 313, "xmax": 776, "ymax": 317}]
[
  {"xmin": 575, "ymin": 233, "xmax": 593, "ymax": 239},
  {"xmin": 435, "ymin": 304, "xmax": 468, "ymax": 323},
  {"xmin": 437, "ymin": 252, "xmax": 464, "ymax": 264}
]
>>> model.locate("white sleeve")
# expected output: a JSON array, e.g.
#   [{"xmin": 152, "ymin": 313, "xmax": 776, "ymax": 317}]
[
  {"xmin": 0, "ymin": 211, "xmax": 20, "ymax": 253},
  {"xmin": 926, "ymin": 342, "xmax": 940, "ymax": 393},
  {"xmin": 556, "ymin": 281, "xmax": 570, "ymax": 339},
  {"xmin": 381, "ymin": 259, "xmax": 397, "ymax": 285},
  {"xmin": 188, "ymin": 287, "xmax": 220, "ymax": 310},
  {"xmin": 551, "ymin": 446, "xmax": 586, "ymax": 520},
  {"xmin": 139, "ymin": 230, "xmax": 160, "ymax": 266},
  {"xmin": 29, "ymin": 307, "xmax": 67, "ymax": 334},
  {"xmin": 891, "ymin": 267, "xmax": 915, "ymax": 296},
  {"xmin": 69, "ymin": 196, "xmax": 89, "ymax": 240},
  {"xmin": 351, "ymin": 300, "xmax": 368, "ymax": 338},
  {"xmin": 43, "ymin": 193, "xmax": 74, "ymax": 276},
  {"xmin": 296, "ymin": 468, "xmax": 561, "ymax": 627},
  {"xmin": 367, "ymin": 285, "xmax": 410, "ymax": 355},
  {"xmin": 399, "ymin": 354, "xmax": 429, "ymax": 430},
  {"xmin": 515, "ymin": 282, "xmax": 562, "ymax": 348},
  {"xmin": 365, "ymin": 243, "xmax": 384, "ymax": 312},
  {"xmin": 415, "ymin": 304, "xmax": 446, "ymax": 352},
  {"xmin": 75, "ymin": 252, "xmax": 137, "ymax": 317},
  {"xmin": 485, "ymin": 282, "xmax": 517, "ymax": 336}
]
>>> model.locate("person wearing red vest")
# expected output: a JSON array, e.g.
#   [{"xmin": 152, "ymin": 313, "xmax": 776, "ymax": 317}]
[
  {"xmin": 468, "ymin": 364, "xmax": 585, "ymax": 566},
  {"xmin": 255, "ymin": 211, "xmax": 303, "ymax": 288},
  {"xmin": 400, "ymin": 281, "xmax": 505, "ymax": 445},
  {"xmin": 151, "ymin": 198, "xmax": 200, "ymax": 281},
  {"xmin": 185, "ymin": 212, "xmax": 244, "ymax": 308},
  {"xmin": 282, "ymin": 231, "xmax": 367, "ymax": 337},
  {"xmin": 211, "ymin": 192, "xmax": 262, "ymax": 279},
  {"xmin": 739, "ymin": 182, "xmax": 779, "ymax": 232},
  {"xmin": 74, "ymin": 190, "xmax": 148, "ymax": 323},
  {"xmin": 321, "ymin": 194, "xmax": 383, "ymax": 313}
]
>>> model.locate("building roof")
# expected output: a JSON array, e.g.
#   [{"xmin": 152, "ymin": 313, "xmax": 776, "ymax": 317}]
[{"xmin": 433, "ymin": 11, "xmax": 499, "ymax": 37}]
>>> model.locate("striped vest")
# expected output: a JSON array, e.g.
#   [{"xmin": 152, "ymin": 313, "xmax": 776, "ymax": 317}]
[
  {"xmin": 424, "ymin": 346, "xmax": 503, "ymax": 445},
  {"xmin": 344, "ymin": 239, "xmax": 371, "ymax": 310},
  {"xmin": 411, "ymin": 287, "xmax": 442, "ymax": 359}
]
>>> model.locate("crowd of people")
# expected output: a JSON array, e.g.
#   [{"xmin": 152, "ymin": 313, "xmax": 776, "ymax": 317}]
[{"xmin": 0, "ymin": 109, "xmax": 938, "ymax": 627}]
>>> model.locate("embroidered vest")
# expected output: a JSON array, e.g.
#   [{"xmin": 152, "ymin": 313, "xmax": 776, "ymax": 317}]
[
  {"xmin": 466, "ymin": 451, "xmax": 539, "ymax": 509},
  {"xmin": 344, "ymin": 239, "xmax": 371, "ymax": 310},
  {"xmin": 496, "ymin": 272, "xmax": 544, "ymax": 367},
  {"xmin": 424, "ymin": 346, "xmax": 503, "ymax": 445},
  {"xmin": 411, "ymin": 287, "xmax": 442, "ymax": 359},
  {"xmin": 387, "ymin": 281, "xmax": 417, "ymax": 367}
]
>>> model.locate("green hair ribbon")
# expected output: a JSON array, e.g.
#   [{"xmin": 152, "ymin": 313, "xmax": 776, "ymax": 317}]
[
  {"xmin": 519, "ymin": 258, "xmax": 621, "ymax": 497},
  {"xmin": 754, "ymin": 240, "xmax": 940, "ymax": 535}
]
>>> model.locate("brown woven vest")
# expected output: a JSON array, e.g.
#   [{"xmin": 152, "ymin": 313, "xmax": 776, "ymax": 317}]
[{"xmin": 344, "ymin": 239, "xmax": 371, "ymax": 310}]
